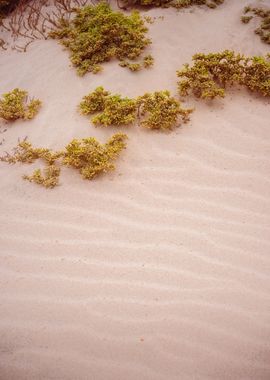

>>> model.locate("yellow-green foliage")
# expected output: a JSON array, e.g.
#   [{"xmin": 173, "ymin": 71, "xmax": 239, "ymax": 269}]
[
  {"xmin": 62, "ymin": 133, "xmax": 128, "ymax": 179},
  {"xmin": 1, "ymin": 134, "xmax": 127, "ymax": 187},
  {"xmin": 119, "ymin": 0, "xmax": 223, "ymax": 9},
  {"xmin": 242, "ymin": 6, "xmax": 270, "ymax": 44},
  {"xmin": 50, "ymin": 2, "xmax": 151, "ymax": 76},
  {"xmin": 79, "ymin": 87, "xmax": 137, "ymax": 127},
  {"xmin": 0, "ymin": 140, "xmax": 62, "ymax": 165},
  {"xmin": 143, "ymin": 54, "xmax": 154, "ymax": 68},
  {"xmin": 0, "ymin": 88, "xmax": 41, "ymax": 121},
  {"xmin": 80, "ymin": 87, "xmax": 193, "ymax": 130},
  {"xmin": 137, "ymin": 90, "xmax": 193, "ymax": 130},
  {"xmin": 171, "ymin": 0, "xmax": 223, "ymax": 8},
  {"xmin": 177, "ymin": 50, "xmax": 270, "ymax": 99},
  {"xmin": 119, "ymin": 61, "xmax": 142, "ymax": 71},
  {"xmin": 80, "ymin": 87, "xmax": 110, "ymax": 115},
  {"xmin": 23, "ymin": 165, "xmax": 61, "ymax": 189}
]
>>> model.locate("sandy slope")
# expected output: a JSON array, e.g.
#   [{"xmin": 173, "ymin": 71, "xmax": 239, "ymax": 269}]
[{"xmin": 0, "ymin": 0, "xmax": 270, "ymax": 379}]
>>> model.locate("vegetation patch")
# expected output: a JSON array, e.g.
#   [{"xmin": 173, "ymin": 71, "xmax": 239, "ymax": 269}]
[
  {"xmin": 62, "ymin": 133, "xmax": 128, "ymax": 179},
  {"xmin": 0, "ymin": 88, "xmax": 41, "ymax": 121},
  {"xmin": 50, "ymin": 2, "xmax": 152, "ymax": 76},
  {"xmin": 79, "ymin": 87, "xmax": 193, "ymax": 130},
  {"xmin": 241, "ymin": 6, "xmax": 270, "ymax": 44},
  {"xmin": 79, "ymin": 87, "xmax": 137, "ymax": 127},
  {"xmin": 177, "ymin": 50, "xmax": 270, "ymax": 99},
  {"xmin": 0, "ymin": 133, "xmax": 128, "ymax": 188},
  {"xmin": 137, "ymin": 90, "xmax": 193, "ymax": 130},
  {"xmin": 118, "ymin": 0, "xmax": 224, "ymax": 9}
]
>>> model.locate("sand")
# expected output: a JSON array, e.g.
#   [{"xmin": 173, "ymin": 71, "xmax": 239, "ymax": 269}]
[{"xmin": 0, "ymin": 0, "xmax": 270, "ymax": 379}]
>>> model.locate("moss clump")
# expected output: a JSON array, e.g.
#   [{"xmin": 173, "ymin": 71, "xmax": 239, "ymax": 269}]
[
  {"xmin": 50, "ymin": 2, "xmax": 151, "ymax": 76},
  {"xmin": 1, "ymin": 134, "xmax": 127, "ymax": 187},
  {"xmin": 23, "ymin": 165, "xmax": 61, "ymax": 189},
  {"xmin": 0, "ymin": 88, "xmax": 42, "ymax": 121},
  {"xmin": 137, "ymin": 90, "xmax": 193, "ymax": 130},
  {"xmin": 79, "ymin": 87, "xmax": 137, "ymax": 127},
  {"xmin": 62, "ymin": 133, "xmax": 128, "ymax": 179},
  {"xmin": 242, "ymin": 7, "xmax": 270, "ymax": 44},
  {"xmin": 177, "ymin": 50, "xmax": 270, "ymax": 99}
]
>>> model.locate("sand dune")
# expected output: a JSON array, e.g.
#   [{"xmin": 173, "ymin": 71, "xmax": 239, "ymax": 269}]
[{"xmin": 1, "ymin": 0, "xmax": 270, "ymax": 379}]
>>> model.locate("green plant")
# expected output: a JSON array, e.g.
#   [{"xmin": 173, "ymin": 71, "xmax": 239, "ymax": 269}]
[
  {"xmin": 79, "ymin": 87, "xmax": 137, "ymax": 127},
  {"xmin": 50, "ymin": 2, "xmax": 152, "ymax": 75},
  {"xmin": 241, "ymin": 6, "xmax": 270, "ymax": 44},
  {"xmin": 137, "ymin": 90, "xmax": 193, "ymax": 130},
  {"xmin": 1, "ymin": 133, "xmax": 128, "ymax": 187},
  {"xmin": 177, "ymin": 50, "xmax": 270, "ymax": 99},
  {"xmin": 62, "ymin": 133, "xmax": 128, "ymax": 179},
  {"xmin": 80, "ymin": 86, "xmax": 110, "ymax": 115},
  {"xmin": 118, "ymin": 0, "xmax": 224, "ymax": 9},
  {"xmin": 23, "ymin": 165, "xmax": 61, "ymax": 188},
  {"xmin": 241, "ymin": 15, "xmax": 253, "ymax": 24},
  {"xmin": 143, "ymin": 54, "xmax": 154, "ymax": 68},
  {"xmin": 119, "ymin": 60, "xmax": 142, "ymax": 71},
  {"xmin": 0, "ymin": 88, "xmax": 41, "ymax": 121}
]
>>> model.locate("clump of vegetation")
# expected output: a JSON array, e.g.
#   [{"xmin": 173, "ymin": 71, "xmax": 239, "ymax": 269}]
[
  {"xmin": 50, "ymin": 2, "xmax": 152, "ymax": 75},
  {"xmin": 0, "ymin": 88, "xmax": 41, "ymax": 121},
  {"xmin": 23, "ymin": 165, "xmax": 61, "ymax": 188},
  {"xmin": 0, "ymin": 133, "xmax": 128, "ymax": 188},
  {"xmin": 241, "ymin": 6, "xmax": 270, "ymax": 44},
  {"xmin": 62, "ymin": 133, "xmax": 128, "ymax": 179},
  {"xmin": 137, "ymin": 90, "xmax": 193, "ymax": 130},
  {"xmin": 79, "ymin": 87, "xmax": 193, "ymax": 131},
  {"xmin": 118, "ymin": 0, "xmax": 224, "ymax": 9},
  {"xmin": 177, "ymin": 50, "xmax": 270, "ymax": 99},
  {"xmin": 119, "ymin": 60, "xmax": 142, "ymax": 71},
  {"xmin": 79, "ymin": 87, "xmax": 137, "ymax": 127},
  {"xmin": 143, "ymin": 54, "xmax": 154, "ymax": 68}
]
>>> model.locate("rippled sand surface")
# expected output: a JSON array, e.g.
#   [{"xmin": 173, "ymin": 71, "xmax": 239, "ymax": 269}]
[{"xmin": 1, "ymin": 1, "xmax": 270, "ymax": 379}]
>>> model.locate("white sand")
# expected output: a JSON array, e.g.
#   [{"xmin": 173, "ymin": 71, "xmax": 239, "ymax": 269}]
[{"xmin": 1, "ymin": 1, "xmax": 270, "ymax": 379}]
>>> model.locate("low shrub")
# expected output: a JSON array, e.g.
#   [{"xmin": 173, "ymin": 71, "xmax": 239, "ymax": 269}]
[
  {"xmin": 62, "ymin": 133, "xmax": 128, "ymax": 179},
  {"xmin": 241, "ymin": 6, "xmax": 270, "ymax": 44},
  {"xmin": 23, "ymin": 165, "xmax": 61, "ymax": 188},
  {"xmin": 137, "ymin": 90, "xmax": 193, "ymax": 130},
  {"xmin": 0, "ymin": 133, "xmax": 128, "ymax": 187},
  {"xmin": 79, "ymin": 87, "xmax": 193, "ymax": 130},
  {"xmin": 177, "ymin": 50, "xmax": 270, "ymax": 99},
  {"xmin": 0, "ymin": 88, "xmax": 41, "ymax": 121},
  {"xmin": 50, "ymin": 2, "xmax": 152, "ymax": 75},
  {"xmin": 79, "ymin": 87, "xmax": 137, "ymax": 127},
  {"xmin": 118, "ymin": 0, "xmax": 224, "ymax": 9}
]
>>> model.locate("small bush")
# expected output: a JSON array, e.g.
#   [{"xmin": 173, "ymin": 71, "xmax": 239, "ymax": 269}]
[
  {"xmin": 177, "ymin": 50, "xmax": 270, "ymax": 99},
  {"xmin": 242, "ymin": 6, "xmax": 270, "ymax": 44},
  {"xmin": 23, "ymin": 165, "xmax": 61, "ymax": 189},
  {"xmin": 1, "ymin": 133, "xmax": 128, "ymax": 187},
  {"xmin": 62, "ymin": 133, "xmax": 128, "ymax": 179},
  {"xmin": 0, "ymin": 88, "xmax": 41, "ymax": 121},
  {"xmin": 50, "ymin": 2, "xmax": 152, "ymax": 75},
  {"xmin": 137, "ymin": 90, "xmax": 193, "ymax": 130},
  {"xmin": 118, "ymin": 0, "xmax": 224, "ymax": 9},
  {"xmin": 79, "ymin": 87, "xmax": 137, "ymax": 127}
]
